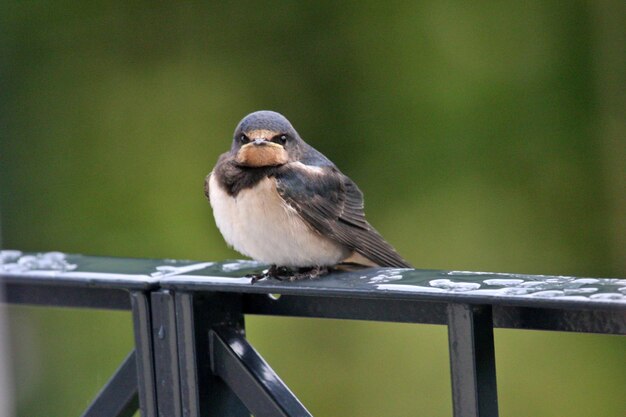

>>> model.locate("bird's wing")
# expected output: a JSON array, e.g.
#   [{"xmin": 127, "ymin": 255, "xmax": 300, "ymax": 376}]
[{"xmin": 274, "ymin": 164, "xmax": 411, "ymax": 268}]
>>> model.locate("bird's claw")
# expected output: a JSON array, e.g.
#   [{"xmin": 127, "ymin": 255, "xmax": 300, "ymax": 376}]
[
  {"xmin": 248, "ymin": 265, "xmax": 288, "ymax": 284},
  {"xmin": 247, "ymin": 272, "xmax": 268, "ymax": 284},
  {"xmin": 248, "ymin": 265, "xmax": 329, "ymax": 284}
]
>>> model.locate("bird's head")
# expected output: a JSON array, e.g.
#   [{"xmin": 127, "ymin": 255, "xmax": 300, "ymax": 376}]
[{"xmin": 231, "ymin": 110, "xmax": 302, "ymax": 167}]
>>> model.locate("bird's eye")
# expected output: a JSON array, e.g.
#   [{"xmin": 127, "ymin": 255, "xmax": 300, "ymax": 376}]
[
  {"xmin": 239, "ymin": 134, "xmax": 249, "ymax": 144},
  {"xmin": 279, "ymin": 135, "xmax": 288, "ymax": 144}
]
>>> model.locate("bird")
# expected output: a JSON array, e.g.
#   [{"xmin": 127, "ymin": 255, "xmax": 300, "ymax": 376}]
[{"xmin": 205, "ymin": 110, "xmax": 411, "ymax": 281}]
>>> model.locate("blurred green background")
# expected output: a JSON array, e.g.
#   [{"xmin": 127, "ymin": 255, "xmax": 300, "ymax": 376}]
[{"xmin": 1, "ymin": 1, "xmax": 625, "ymax": 416}]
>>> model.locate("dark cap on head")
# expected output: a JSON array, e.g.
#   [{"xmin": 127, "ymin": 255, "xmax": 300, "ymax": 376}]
[{"xmin": 234, "ymin": 110, "xmax": 298, "ymax": 137}]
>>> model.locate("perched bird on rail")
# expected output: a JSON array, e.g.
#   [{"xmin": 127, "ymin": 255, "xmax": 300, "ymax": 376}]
[{"xmin": 206, "ymin": 110, "xmax": 411, "ymax": 281}]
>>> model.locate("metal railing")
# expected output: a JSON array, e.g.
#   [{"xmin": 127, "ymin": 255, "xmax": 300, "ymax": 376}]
[{"xmin": 1, "ymin": 250, "xmax": 625, "ymax": 417}]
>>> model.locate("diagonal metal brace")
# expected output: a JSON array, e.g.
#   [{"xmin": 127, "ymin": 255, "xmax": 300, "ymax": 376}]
[
  {"xmin": 209, "ymin": 327, "xmax": 313, "ymax": 417},
  {"xmin": 80, "ymin": 349, "xmax": 139, "ymax": 417}
]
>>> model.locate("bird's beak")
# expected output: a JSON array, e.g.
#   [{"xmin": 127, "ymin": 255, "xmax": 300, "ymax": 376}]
[{"xmin": 252, "ymin": 138, "xmax": 268, "ymax": 146}]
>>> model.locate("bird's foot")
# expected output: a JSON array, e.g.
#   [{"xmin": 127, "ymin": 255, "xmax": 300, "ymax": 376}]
[
  {"xmin": 248, "ymin": 265, "xmax": 291, "ymax": 284},
  {"xmin": 285, "ymin": 266, "xmax": 330, "ymax": 281},
  {"xmin": 248, "ymin": 265, "xmax": 330, "ymax": 283}
]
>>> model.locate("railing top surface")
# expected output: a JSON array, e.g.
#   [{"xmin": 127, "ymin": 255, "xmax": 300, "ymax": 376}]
[
  {"xmin": 1, "ymin": 250, "xmax": 625, "ymax": 310},
  {"xmin": 0, "ymin": 250, "xmax": 204, "ymax": 290}
]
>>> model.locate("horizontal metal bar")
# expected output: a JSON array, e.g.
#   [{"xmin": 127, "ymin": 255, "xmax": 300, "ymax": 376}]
[
  {"xmin": 159, "ymin": 263, "xmax": 626, "ymax": 312},
  {"xmin": 4, "ymin": 253, "xmax": 624, "ymax": 311},
  {"xmin": 243, "ymin": 294, "xmax": 626, "ymax": 335},
  {"xmin": 80, "ymin": 350, "xmax": 139, "ymax": 417},
  {"xmin": 210, "ymin": 327, "xmax": 312, "ymax": 417},
  {"xmin": 493, "ymin": 305, "xmax": 626, "ymax": 334},
  {"xmin": 3, "ymin": 283, "xmax": 131, "ymax": 310},
  {"xmin": 244, "ymin": 293, "xmax": 448, "ymax": 324}
]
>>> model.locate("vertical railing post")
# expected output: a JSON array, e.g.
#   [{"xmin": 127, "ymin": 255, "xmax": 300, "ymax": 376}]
[
  {"xmin": 447, "ymin": 304, "xmax": 498, "ymax": 417},
  {"xmin": 175, "ymin": 292, "xmax": 249, "ymax": 417},
  {"xmin": 131, "ymin": 291, "xmax": 158, "ymax": 417},
  {"xmin": 151, "ymin": 290, "xmax": 182, "ymax": 417}
]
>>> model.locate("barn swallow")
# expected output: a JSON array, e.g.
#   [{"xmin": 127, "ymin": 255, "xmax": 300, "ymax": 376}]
[{"xmin": 206, "ymin": 110, "xmax": 411, "ymax": 281}]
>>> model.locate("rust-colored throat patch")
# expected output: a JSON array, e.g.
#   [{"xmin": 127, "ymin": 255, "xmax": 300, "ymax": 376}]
[{"xmin": 236, "ymin": 142, "xmax": 288, "ymax": 167}]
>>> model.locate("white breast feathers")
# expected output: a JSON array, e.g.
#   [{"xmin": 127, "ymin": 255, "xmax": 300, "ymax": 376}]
[{"xmin": 208, "ymin": 174, "xmax": 350, "ymax": 267}]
